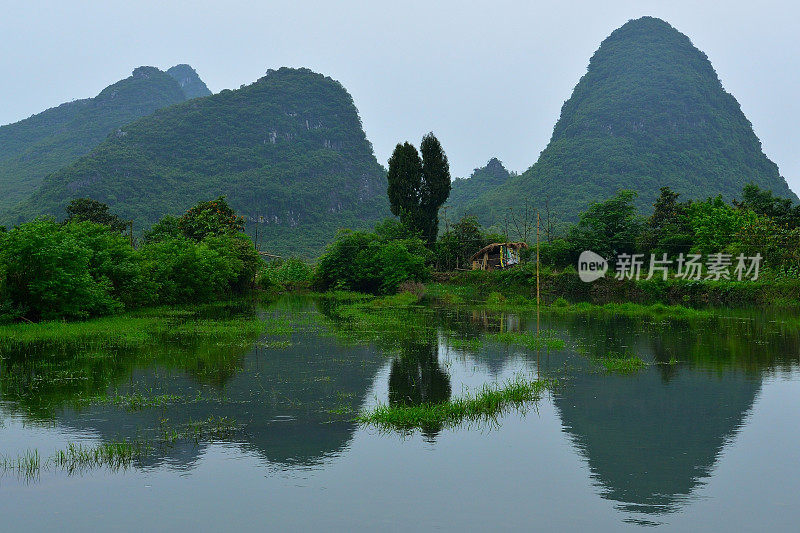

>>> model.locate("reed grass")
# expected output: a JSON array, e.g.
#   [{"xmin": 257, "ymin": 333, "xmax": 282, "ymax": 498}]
[
  {"xmin": 359, "ymin": 376, "xmax": 555, "ymax": 431},
  {"xmin": 592, "ymin": 352, "xmax": 647, "ymax": 374}
]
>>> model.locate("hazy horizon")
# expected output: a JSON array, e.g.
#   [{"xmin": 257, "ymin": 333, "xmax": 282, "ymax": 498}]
[{"xmin": 1, "ymin": 0, "xmax": 797, "ymax": 194}]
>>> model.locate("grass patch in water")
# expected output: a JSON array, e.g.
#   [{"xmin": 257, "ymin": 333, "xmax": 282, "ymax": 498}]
[
  {"xmin": 446, "ymin": 331, "xmax": 566, "ymax": 352},
  {"xmin": 52, "ymin": 440, "xmax": 150, "ymax": 473},
  {"xmin": 427, "ymin": 283, "xmax": 715, "ymax": 320},
  {"xmin": 81, "ymin": 391, "xmax": 190, "ymax": 411},
  {"xmin": 0, "ymin": 311, "xmax": 268, "ymax": 350},
  {"xmin": 359, "ymin": 376, "xmax": 555, "ymax": 431},
  {"xmin": 592, "ymin": 352, "xmax": 647, "ymax": 374}
]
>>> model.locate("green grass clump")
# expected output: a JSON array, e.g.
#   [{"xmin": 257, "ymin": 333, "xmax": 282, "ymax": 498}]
[
  {"xmin": 52, "ymin": 441, "xmax": 150, "ymax": 473},
  {"xmin": 592, "ymin": 352, "xmax": 647, "ymax": 374},
  {"xmin": 0, "ymin": 449, "xmax": 41, "ymax": 479},
  {"xmin": 359, "ymin": 376, "xmax": 555, "ymax": 431}
]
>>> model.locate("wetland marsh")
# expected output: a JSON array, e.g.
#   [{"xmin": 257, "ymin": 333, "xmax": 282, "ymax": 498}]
[{"xmin": 1, "ymin": 295, "xmax": 799, "ymax": 530}]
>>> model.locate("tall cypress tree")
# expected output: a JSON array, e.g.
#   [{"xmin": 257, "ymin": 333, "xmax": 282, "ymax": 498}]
[
  {"xmin": 420, "ymin": 133, "xmax": 451, "ymax": 243},
  {"xmin": 386, "ymin": 134, "xmax": 451, "ymax": 245},
  {"xmin": 387, "ymin": 142, "xmax": 423, "ymax": 226}
]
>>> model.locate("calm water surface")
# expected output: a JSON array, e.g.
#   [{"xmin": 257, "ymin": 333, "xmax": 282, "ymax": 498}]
[{"xmin": 1, "ymin": 298, "xmax": 798, "ymax": 531}]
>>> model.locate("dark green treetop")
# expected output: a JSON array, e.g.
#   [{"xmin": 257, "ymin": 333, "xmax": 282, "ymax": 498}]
[
  {"xmin": 65, "ymin": 198, "xmax": 129, "ymax": 233},
  {"xmin": 387, "ymin": 133, "xmax": 451, "ymax": 244}
]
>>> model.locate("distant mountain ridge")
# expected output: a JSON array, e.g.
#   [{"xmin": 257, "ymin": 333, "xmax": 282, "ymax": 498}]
[
  {"xmin": 9, "ymin": 67, "xmax": 390, "ymax": 256},
  {"xmin": 0, "ymin": 65, "xmax": 210, "ymax": 212},
  {"xmin": 455, "ymin": 17, "xmax": 797, "ymax": 226},
  {"xmin": 448, "ymin": 157, "xmax": 512, "ymax": 211},
  {"xmin": 167, "ymin": 64, "xmax": 212, "ymax": 99}
]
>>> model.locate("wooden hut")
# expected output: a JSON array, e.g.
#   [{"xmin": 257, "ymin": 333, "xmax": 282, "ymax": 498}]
[{"xmin": 470, "ymin": 242, "xmax": 528, "ymax": 271}]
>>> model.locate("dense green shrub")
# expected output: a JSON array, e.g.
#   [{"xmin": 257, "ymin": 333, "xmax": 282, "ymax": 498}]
[
  {"xmin": 314, "ymin": 227, "xmax": 429, "ymax": 295},
  {"xmin": 137, "ymin": 234, "xmax": 258, "ymax": 304},
  {"xmin": 258, "ymin": 258, "xmax": 314, "ymax": 291},
  {"xmin": 177, "ymin": 197, "xmax": 245, "ymax": 241},
  {"xmin": 0, "ymin": 199, "xmax": 261, "ymax": 322},
  {"xmin": 0, "ymin": 218, "xmax": 121, "ymax": 320}
]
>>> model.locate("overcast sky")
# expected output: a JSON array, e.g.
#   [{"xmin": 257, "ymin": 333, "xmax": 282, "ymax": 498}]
[{"xmin": 1, "ymin": 0, "xmax": 797, "ymax": 194}]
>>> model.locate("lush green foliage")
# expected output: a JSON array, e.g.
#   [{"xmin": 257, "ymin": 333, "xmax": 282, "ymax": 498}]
[
  {"xmin": 313, "ymin": 219, "xmax": 429, "ymax": 294},
  {"xmin": 387, "ymin": 133, "xmax": 451, "ymax": 244},
  {"xmin": 177, "ymin": 196, "xmax": 245, "ymax": 241},
  {"xmin": 65, "ymin": 197, "xmax": 129, "ymax": 232},
  {"xmin": 0, "ymin": 66, "xmax": 204, "ymax": 214},
  {"xmin": 434, "ymin": 215, "xmax": 506, "ymax": 270},
  {"xmin": 0, "ymin": 219, "xmax": 122, "ymax": 320},
  {"xmin": 0, "ymin": 200, "xmax": 259, "ymax": 322},
  {"xmin": 258, "ymin": 258, "xmax": 314, "ymax": 291},
  {"xmin": 566, "ymin": 190, "xmax": 643, "ymax": 260},
  {"xmin": 10, "ymin": 68, "xmax": 389, "ymax": 257},
  {"xmin": 450, "ymin": 17, "xmax": 797, "ymax": 228}
]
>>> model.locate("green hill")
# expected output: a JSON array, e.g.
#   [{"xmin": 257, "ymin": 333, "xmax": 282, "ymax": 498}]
[
  {"xmin": 459, "ymin": 17, "xmax": 797, "ymax": 227},
  {"xmin": 167, "ymin": 64, "xmax": 212, "ymax": 99},
  {"xmin": 448, "ymin": 157, "xmax": 512, "ymax": 211},
  {"xmin": 9, "ymin": 67, "xmax": 390, "ymax": 256},
  {"xmin": 0, "ymin": 65, "xmax": 208, "ymax": 212}
]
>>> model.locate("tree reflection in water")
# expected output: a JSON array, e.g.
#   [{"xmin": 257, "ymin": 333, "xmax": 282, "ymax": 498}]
[{"xmin": 388, "ymin": 336, "xmax": 451, "ymax": 439}]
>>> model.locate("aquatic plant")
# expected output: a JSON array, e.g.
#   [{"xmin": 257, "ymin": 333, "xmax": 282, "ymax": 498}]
[
  {"xmin": 358, "ymin": 376, "xmax": 555, "ymax": 431},
  {"xmin": 592, "ymin": 352, "xmax": 647, "ymax": 374}
]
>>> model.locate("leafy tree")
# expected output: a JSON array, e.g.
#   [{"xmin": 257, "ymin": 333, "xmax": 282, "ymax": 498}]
[
  {"xmin": 435, "ymin": 215, "xmax": 490, "ymax": 270},
  {"xmin": 638, "ymin": 187, "xmax": 694, "ymax": 256},
  {"xmin": 313, "ymin": 229, "xmax": 428, "ymax": 294},
  {"xmin": 178, "ymin": 196, "xmax": 245, "ymax": 241},
  {"xmin": 419, "ymin": 133, "xmax": 452, "ymax": 243},
  {"xmin": 65, "ymin": 198, "xmax": 129, "ymax": 233},
  {"xmin": 387, "ymin": 133, "xmax": 451, "ymax": 245},
  {"xmin": 735, "ymin": 183, "xmax": 800, "ymax": 229},
  {"xmin": 688, "ymin": 196, "xmax": 756, "ymax": 254},
  {"xmin": 388, "ymin": 142, "xmax": 424, "ymax": 225},
  {"xmin": 567, "ymin": 190, "xmax": 643, "ymax": 261},
  {"xmin": 0, "ymin": 218, "xmax": 119, "ymax": 321},
  {"xmin": 143, "ymin": 215, "xmax": 182, "ymax": 243},
  {"xmin": 63, "ymin": 221, "xmax": 152, "ymax": 308}
]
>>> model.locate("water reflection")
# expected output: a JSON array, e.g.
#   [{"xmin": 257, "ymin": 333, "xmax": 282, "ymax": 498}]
[
  {"xmin": 542, "ymin": 311, "xmax": 798, "ymax": 519},
  {"xmin": 388, "ymin": 336, "xmax": 451, "ymax": 439},
  {"xmin": 1, "ymin": 298, "xmax": 799, "ymax": 525}
]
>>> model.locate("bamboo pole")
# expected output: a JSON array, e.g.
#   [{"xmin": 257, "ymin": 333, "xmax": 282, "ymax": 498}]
[{"xmin": 537, "ymin": 211, "xmax": 540, "ymax": 335}]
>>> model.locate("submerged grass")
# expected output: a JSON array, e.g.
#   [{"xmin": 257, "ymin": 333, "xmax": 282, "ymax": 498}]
[
  {"xmin": 80, "ymin": 391, "xmax": 190, "ymax": 411},
  {"xmin": 52, "ymin": 441, "xmax": 150, "ymax": 473},
  {"xmin": 359, "ymin": 376, "xmax": 555, "ymax": 431},
  {"xmin": 1, "ymin": 415, "xmax": 239, "ymax": 481},
  {"xmin": 592, "ymin": 352, "xmax": 648, "ymax": 374},
  {"xmin": 446, "ymin": 330, "xmax": 567, "ymax": 353}
]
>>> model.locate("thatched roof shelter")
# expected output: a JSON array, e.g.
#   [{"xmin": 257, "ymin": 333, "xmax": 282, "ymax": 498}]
[{"xmin": 469, "ymin": 242, "xmax": 528, "ymax": 263}]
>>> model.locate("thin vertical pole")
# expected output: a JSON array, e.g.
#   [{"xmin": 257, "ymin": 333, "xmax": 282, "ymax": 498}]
[{"xmin": 536, "ymin": 211, "xmax": 540, "ymax": 335}]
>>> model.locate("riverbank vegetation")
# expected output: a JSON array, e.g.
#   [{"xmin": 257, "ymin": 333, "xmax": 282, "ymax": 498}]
[
  {"xmin": 0, "ymin": 197, "xmax": 258, "ymax": 323},
  {"xmin": 2, "ymin": 177, "xmax": 798, "ymax": 328}
]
